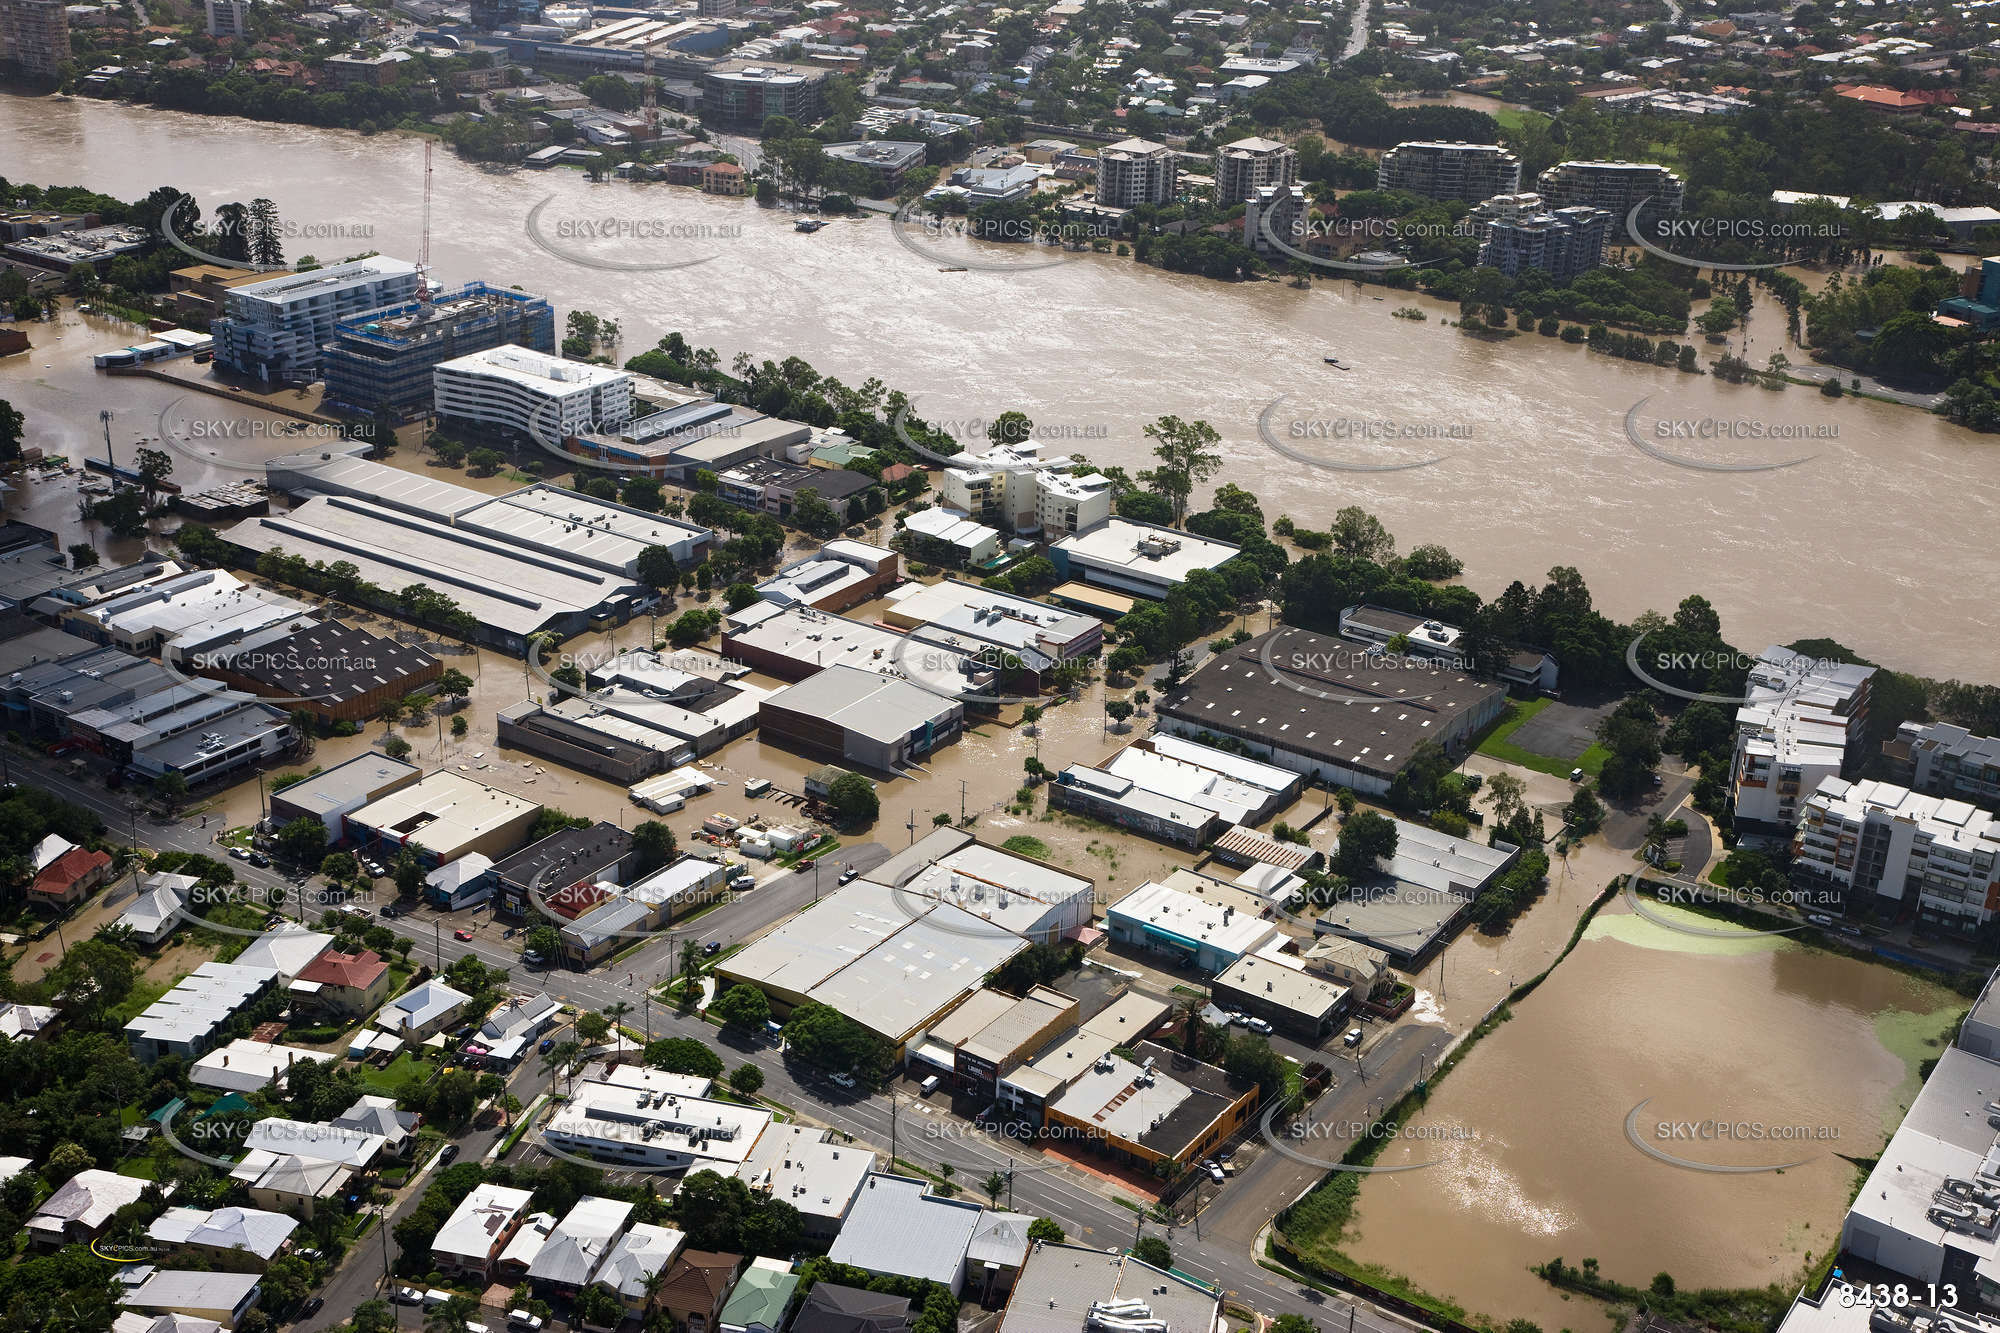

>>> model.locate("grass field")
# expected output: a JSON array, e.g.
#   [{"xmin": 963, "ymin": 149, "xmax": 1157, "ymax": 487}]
[{"xmin": 1475, "ymin": 698, "xmax": 1610, "ymax": 779}]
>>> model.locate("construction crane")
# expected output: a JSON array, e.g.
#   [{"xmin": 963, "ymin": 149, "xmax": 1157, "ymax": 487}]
[
  {"xmin": 417, "ymin": 138, "xmax": 435, "ymax": 301},
  {"xmin": 643, "ymin": 45, "xmax": 658, "ymax": 143}
]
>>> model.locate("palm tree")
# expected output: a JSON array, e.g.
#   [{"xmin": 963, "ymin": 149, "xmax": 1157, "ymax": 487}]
[
  {"xmin": 939, "ymin": 1162, "xmax": 955, "ymax": 1196},
  {"xmin": 540, "ymin": 1039, "xmax": 582, "ymax": 1098},
  {"xmin": 679, "ymin": 938, "xmax": 702, "ymax": 985},
  {"xmin": 426, "ymin": 1294, "xmax": 481, "ymax": 1333},
  {"xmin": 605, "ymin": 1001, "xmax": 633, "ymax": 1035},
  {"xmin": 640, "ymin": 1264, "xmax": 671, "ymax": 1317}
]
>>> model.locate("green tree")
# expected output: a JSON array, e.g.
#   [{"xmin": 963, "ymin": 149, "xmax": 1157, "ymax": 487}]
[
  {"xmin": 1133, "ymin": 1236, "xmax": 1172, "ymax": 1269},
  {"xmin": 826, "ymin": 771, "xmax": 879, "ymax": 823},
  {"xmin": 631, "ymin": 820, "xmax": 677, "ymax": 875},
  {"xmin": 1332, "ymin": 809, "xmax": 1398, "ymax": 879},
  {"xmin": 636, "ymin": 544, "xmax": 680, "ymax": 591},
  {"xmin": 1138, "ymin": 415, "xmax": 1223, "ymax": 528},
  {"xmin": 275, "ymin": 816, "xmax": 328, "ymax": 865},
  {"xmin": 711, "ymin": 983, "xmax": 770, "ymax": 1031},
  {"xmin": 646, "ymin": 1036, "xmax": 724, "ymax": 1079},
  {"xmin": 1027, "ymin": 1217, "xmax": 1065, "ymax": 1243},
  {"xmin": 0, "ymin": 396, "xmax": 23, "ymax": 464},
  {"xmin": 728, "ymin": 1062, "xmax": 765, "ymax": 1097},
  {"xmin": 67, "ymin": 542, "xmax": 99, "ymax": 570}
]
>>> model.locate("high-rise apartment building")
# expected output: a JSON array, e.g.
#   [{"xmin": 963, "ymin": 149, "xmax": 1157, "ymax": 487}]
[
  {"xmin": 1792, "ymin": 777, "xmax": 2000, "ymax": 934},
  {"xmin": 1376, "ymin": 141, "xmax": 1521, "ymax": 203},
  {"xmin": 212, "ymin": 257, "xmax": 424, "ymax": 383},
  {"xmin": 1097, "ymin": 137, "xmax": 1179, "ymax": 208},
  {"xmin": 321, "ymin": 282, "xmax": 556, "ymax": 417},
  {"xmin": 0, "ymin": 0, "xmax": 70, "ymax": 78},
  {"xmin": 1214, "ymin": 136, "xmax": 1297, "ymax": 204}
]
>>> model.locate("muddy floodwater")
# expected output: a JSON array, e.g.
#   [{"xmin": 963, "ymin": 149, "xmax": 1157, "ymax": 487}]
[
  {"xmin": 1341, "ymin": 896, "xmax": 1961, "ymax": 1331},
  {"xmin": 4, "ymin": 94, "xmax": 1999, "ymax": 678}
]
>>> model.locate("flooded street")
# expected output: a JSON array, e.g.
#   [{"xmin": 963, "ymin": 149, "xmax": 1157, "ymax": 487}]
[{"xmin": 2, "ymin": 95, "xmax": 1997, "ymax": 678}]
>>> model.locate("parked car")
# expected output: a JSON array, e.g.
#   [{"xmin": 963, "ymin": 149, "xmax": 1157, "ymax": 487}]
[
  {"xmin": 829, "ymin": 1071, "xmax": 856, "ymax": 1089},
  {"xmin": 920, "ymin": 1074, "xmax": 941, "ymax": 1096},
  {"xmin": 1568, "ymin": 768, "xmax": 1585, "ymax": 782},
  {"xmin": 392, "ymin": 1289, "xmax": 423, "ymax": 1306},
  {"xmin": 1224, "ymin": 1010, "xmax": 1248, "ymax": 1026},
  {"xmin": 703, "ymin": 940, "xmax": 721, "ymax": 955},
  {"xmin": 730, "ymin": 874, "xmax": 755, "ymax": 892},
  {"xmin": 838, "ymin": 868, "xmax": 858, "ymax": 884},
  {"xmin": 538, "ymin": 1037, "xmax": 554, "ymax": 1055},
  {"xmin": 1244, "ymin": 1016, "xmax": 1272, "ymax": 1035},
  {"xmin": 422, "ymin": 1292, "xmax": 452, "ymax": 1310},
  {"xmin": 228, "ymin": 847, "xmax": 248, "ymax": 860},
  {"xmin": 1343, "ymin": 1027, "xmax": 1364, "ymax": 1048},
  {"xmin": 436, "ymin": 1143, "xmax": 459, "ymax": 1165},
  {"xmin": 455, "ymin": 928, "xmax": 474, "ymax": 941},
  {"xmin": 299, "ymin": 1297, "xmax": 324, "ymax": 1319},
  {"xmin": 248, "ymin": 851, "xmax": 270, "ymax": 868},
  {"xmin": 1806, "ymin": 913, "xmax": 1835, "ymax": 927},
  {"xmin": 796, "ymin": 858, "xmax": 816, "ymax": 871},
  {"xmin": 1201, "ymin": 1160, "xmax": 1225, "ymax": 1183},
  {"xmin": 522, "ymin": 951, "xmax": 546, "ymax": 968},
  {"xmin": 506, "ymin": 1312, "xmax": 545, "ymax": 1333}
]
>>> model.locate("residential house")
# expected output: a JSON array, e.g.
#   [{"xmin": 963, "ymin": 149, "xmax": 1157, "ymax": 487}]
[
  {"xmin": 147, "ymin": 1206, "xmax": 299, "ymax": 1271},
  {"xmin": 0, "ymin": 1002, "xmax": 56, "ymax": 1041},
  {"xmin": 293, "ymin": 949, "xmax": 392, "ymax": 1018},
  {"xmin": 657, "ymin": 1251, "xmax": 743, "ymax": 1333},
  {"xmin": 594, "ymin": 1223, "xmax": 689, "ymax": 1321},
  {"xmin": 30, "ymin": 845, "xmax": 112, "ymax": 910},
  {"xmin": 373, "ymin": 978, "xmax": 472, "ymax": 1042},
  {"xmin": 528, "ymin": 1196, "xmax": 635, "ymax": 1295},
  {"xmin": 123, "ymin": 1271, "xmax": 263, "ymax": 1330},
  {"xmin": 717, "ymin": 1259, "xmax": 797, "ymax": 1333},
  {"xmin": 789, "ymin": 1284, "xmax": 913, "ymax": 1333},
  {"xmin": 332, "ymin": 1095, "xmax": 421, "ymax": 1158},
  {"xmin": 27, "ymin": 1169, "xmax": 149, "ymax": 1246},
  {"xmin": 467, "ymin": 993, "xmax": 562, "ymax": 1067},
  {"xmin": 119, "ymin": 871, "xmax": 198, "ymax": 945},
  {"xmin": 434, "ymin": 1183, "xmax": 537, "ymax": 1280}
]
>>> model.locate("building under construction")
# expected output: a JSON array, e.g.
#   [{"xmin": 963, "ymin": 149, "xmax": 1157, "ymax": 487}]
[{"xmin": 319, "ymin": 282, "xmax": 556, "ymax": 419}]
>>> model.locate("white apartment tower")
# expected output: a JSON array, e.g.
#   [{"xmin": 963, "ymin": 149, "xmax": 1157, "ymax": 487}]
[
  {"xmin": 212, "ymin": 257, "xmax": 423, "ymax": 383},
  {"xmin": 1214, "ymin": 136, "xmax": 1298, "ymax": 204},
  {"xmin": 433, "ymin": 344, "xmax": 634, "ymax": 440},
  {"xmin": 1728, "ymin": 646, "xmax": 1875, "ymax": 838},
  {"xmin": 1792, "ymin": 778, "xmax": 2000, "ymax": 935},
  {"xmin": 1097, "ymin": 137, "xmax": 1179, "ymax": 208}
]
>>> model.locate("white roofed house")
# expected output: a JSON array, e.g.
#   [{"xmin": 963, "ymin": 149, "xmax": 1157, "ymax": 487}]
[
  {"xmin": 147, "ymin": 1205, "xmax": 299, "ymax": 1270},
  {"xmin": 828, "ymin": 1174, "xmax": 983, "ymax": 1296},
  {"xmin": 433, "ymin": 1183, "xmax": 537, "ymax": 1280},
  {"xmin": 528, "ymin": 1196, "xmax": 636, "ymax": 1295},
  {"xmin": 27, "ymin": 1168, "xmax": 149, "ymax": 1246},
  {"xmin": 374, "ymin": 978, "xmax": 473, "ymax": 1042},
  {"xmin": 595, "ymin": 1223, "xmax": 690, "ymax": 1319},
  {"xmin": 119, "ymin": 871, "xmax": 199, "ymax": 946},
  {"xmin": 965, "ymin": 1211, "xmax": 1037, "ymax": 1305},
  {"xmin": 0, "ymin": 1002, "xmax": 57, "ymax": 1042},
  {"xmin": 123, "ymin": 1270, "xmax": 264, "ymax": 1330},
  {"xmin": 191, "ymin": 1038, "xmax": 337, "ymax": 1093},
  {"xmin": 468, "ymin": 992, "xmax": 563, "ymax": 1066},
  {"xmin": 332, "ymin": 1094, "xmax": 421, "ymax": 1158}
]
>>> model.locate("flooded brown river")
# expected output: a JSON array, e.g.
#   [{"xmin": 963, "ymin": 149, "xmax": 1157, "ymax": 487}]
[{"xmin": 3, "ymin": 94, "xmax": 1997, "ymax": 679}]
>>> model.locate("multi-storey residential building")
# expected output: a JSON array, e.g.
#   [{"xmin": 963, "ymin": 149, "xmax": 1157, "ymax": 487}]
[
  {"xmin": 212, "ymin": 257, "xmax": 423, "ymax": 383},
  {"xmin": 205, "ymin": 0, "xmax": 250, "ymax": 37},
  {"xmin": 1034, "ymin": 468, "xmax": 1113, "ymax": 537},
  {"xmin": 1244, "ymin": 182, "xmax": 1306, "ymax": 258},
  {"xmin": 1214, "ymin": 136, "xmax": 1297, "ymax": 203},
  {"xmin": 1376, "ymin": 141, "xmax": 1522, "ymax": 203},
  {"xmin": 1728, "ymin": 646, "xmax": 1875, "ymax": 838},
  {"xmin": 701, "ymin": 60, "xmax": 826, "ymax": 126},
  {"xmin": 1096, "ymin": 138, "xmax": 1178, "ymax": 208},
  {"xmin": 322, "ymin": 283, "xmax": 556, "ymax": 417},
  {"xmin": 1477, "ymin": 203, "xmax": 1610, "ymax": 280},
  {"xmin": 1535, "ymin": 159, "xmax": 1685, "ymax": 218},
  {"xmin": 0, "ymin": 0, "xmax": 69, "ymax": 78},
  {"xmin": 1792, "ymin": 778, "xmax": 2000, "ymax": 934},
  {"xmin": 936, "ymin": 442, "xmax": 1106, "ymax": 536},
  {"xmin": 433, "ymin": 344, "xmax": 633, "ymax": 440},
  {"xmin": 1886, "ymin": 721, "xmax": 2000, "ymax": 809}
]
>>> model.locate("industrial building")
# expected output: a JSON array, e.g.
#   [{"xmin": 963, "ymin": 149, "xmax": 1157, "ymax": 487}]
[
  {"xmin": 724, "ymin": 603, "xmax": 987, "ymax": 689},
  {"xmin": 759, "ymin": 664, "xmax": 966, "ymax": 772},
  {"xmin": 1050, "ymin": 519, "xmax": 1241, "ymax": 600},
  {"xmin": 860, "ymin": 828, "xmax": 1098, "ymax": 946},
  {"xmin": 1156, "ymin": 627, "xmax": 1507, "ymax": 793},
  {"xmin": 1049, "ymin": 734, "xmax": 1300, "ymax": 850},
  {"xmin": 62, "ymin": 567, "xmax": 309, "ymax": 659},
  {"xmin": 130, "ymin": 700, "xmax": 296, "ymax": 786},
  {"xmin": 491, "ymin": 821, "xmax": 635, "ymax": 919},
  {"xmin": 1106, "ymin": 876, "xmax": 1279, "ymax": 975},
  {"xmin": 212, "ymin": 258, "xmax": 424, "ymax": 384},
  {"xmin": 267, "ymin": 753, "xmax": 423, "ymax": 844},
  {"xmin": 345, "ymin": 770, "xmax": 543, "ymax": 867},
  {"xmin": 556, "ymin": 857, "xmax": 731, "ymax": 966},
  {"xmin": 880, "ymin": 579, "xmax": 1102, "ymax": 686},
  {"xmin": 991, "ymin": 991, "xmax": 1171, "ymax": 1125},
  {"xmin": 718, "ymin": 879, "xmax": 1030, "ymax": 1057},
  {"xmin": 1312, "ymin": 818, "xmax": 1518, "ymax": 966},
  {"xmin": 191, "ymin": 619, "xmax": 443, "ymax": 723},
  {"xmin": 321, "ymin": 283, "xmax": 557, "ymax": 418},
  {"xmin": 1336, "ymin": 603, "xmax": 1558, "ymax": 694},
  {"xmin": 756, "ymin": 540, "xmax": 901, "ymax": 613}
]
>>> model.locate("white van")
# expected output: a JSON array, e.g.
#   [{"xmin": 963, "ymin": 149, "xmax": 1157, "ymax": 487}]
[
  {"xmin": 507, "ymin": 1312, "xmax": 545, "ymax": 1333},
  {"xmin": 422, "ymin": 1291, "xmax": 452, "ymax": 1310},
  {"xmin": 920, "ymin": 1074, "xmax": 942, "ymax": 1096}
]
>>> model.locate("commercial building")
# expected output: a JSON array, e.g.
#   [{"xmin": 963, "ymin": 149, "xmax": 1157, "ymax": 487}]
[
  {"xmin": 1313, "ymin": 818, "xmax": 1517, "ymax": 966},
  {"xmin": 1157, "ymin": 627, "xmax": 1507, "ymax": 793},
  {"xmin": 1050, "ymin": 519, "xmax": 1240, "ymax": 600},
  {"xmin": 1050, "ymin": 734, "xmax": 1301, "ymax": 849},
  {"xmin": 1729, "ymin": 647, "xmax": 1875, "ymax": 838},
  {"xmin": 995, "ymin": 992, "xmax": 1172, "ymax": 1125},
  {"xmin": 911, "ymin": 984, "xmax": 1080, "ymax": 1096},
  {"xmin": 716, "ymin": 458, "xmax": 874, "ymax": 523},
  {"xmin": 1337, "ymin": 603, "xmax": 1557, "ymax": 693},
  {"xmin": 434, "ymin": 344, "xmax": 635, "ymax": 439},
  {"xmin": 573, "ymin": 397, "xmax": 811, "ymax": 482},
  {"xmin": 1377, "ymin": 141, "xmax": 1522, "ymax": 202},
  {"xmin": 1096, "ymin": 137, "xmax": 1178, "ymax": 207},
  {"xmin": 322, "ymin": 283, "xmax": 557, "ymax": 418},
  {"xmin": 861, "ymin": 828, "xmax": 1098, "ymax": 947},
  {"xmin": 124, "ymin": 962, "xmax": 281, "ymax": 1062},
  {"xmin": 717, "ymin": 879, "xmax": 1030, "ymax": 1056},
  {"xmin": 1044, "ymin": 1038, "xmax": 1258, "ymax": 1171},
  {"xmin": 998, "ymin": 1244, "xmax": 1220, "ymax": 1333},
  {"xmin": 824, "ymin": 141, "xmax": 929, "ymax": 191},
  {"xmin": 1215, "ymin": 136, "xmax": 1297, "ymax": 203},
  {"xmin": 1105, "ymin": 877, "xmax": 1278, "ymax": 974},
  {"xmin": 1886, "ymin": 721, "xmax": 2000, "ymax": 809},
  {"xmin": 542, "ymin": 1082, "xmax": 772, "ymax": 1172},
  {"xmin": 490, "ymin": 821, "xmax": 634, "ymax": 918},
  {"xmin": 759, "ymin": 664, "xmax": 965, "ymax": 772},
  {"xmin": 63, "ymin": 567, "xmax": 308, "ymax": 659},
  {"xmin": 1535, "ymin": 159, "xmax": 1685, "ymax": 218},
  {"xmin": 737, "ymin": 1125, "xmax": 874, "ymax": 1242},
  {"xmin": 556, "ymin": 857, "xmax": 731, "ymax": 966},
  {"xmin": 346, "ymin": 770, "xmax": 543, "ymax": 866},
  {"xmin": 724, "ymin": 603, "xmax": 987, "ymax": 691},
  {"xmin": 268, "ymin": 753, "xmax": 422, "ymax": 844},
  {"xmin": 702, "ymin": 60, "xmax": 828, "ymax": 125},
  {"xmin": 212, "ymin": 258, "xmax": 424, "ymax": 384},
  {"xmin": 757, "ymin": 540, "xmax": 901, "ymax": 613},
  {"xmin": 1840, "ymin": 969, "xmax": 2000, "ymax": 1287},
  {"xmin": 1792, "ymin": 778, "xmax": 2000, "ymax": 934},
  {"xmin": 899, "ymin": 507, "xmax": 1002, "ymax": 567},
  {"xmin": 881, "ymin": 579, "xmax": 1102, "ymax": 685},
  {"xmin": 1210, "ymin": 952, "xmax": 1349, "ymax": 1039},
  {"xmin": 192, "ymin": 619, "xmax": 443, "ymax": 724},
  {"xmin": 828, "ymin": 1175, "xmax": 984, "ymax": 1295},
  {"xmin": 0, "ymin": 0, "xmax": 69, "ymax": 76},
  {"xmin": 434, "ymin": 1183, "xmax": 538, "ymax": 1280}
]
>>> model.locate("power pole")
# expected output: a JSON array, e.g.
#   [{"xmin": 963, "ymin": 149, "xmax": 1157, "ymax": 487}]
[
  {"xmin": 100, "ymin": 409, "xmax": 116, "ymax": 490},
  {"xmin": 959, "ymin": 780, "xmax": 967, "ymax": 823},
  {"xmin": 889, "ymin": 1093, "xmax": 898, "ymax": 1168}
]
